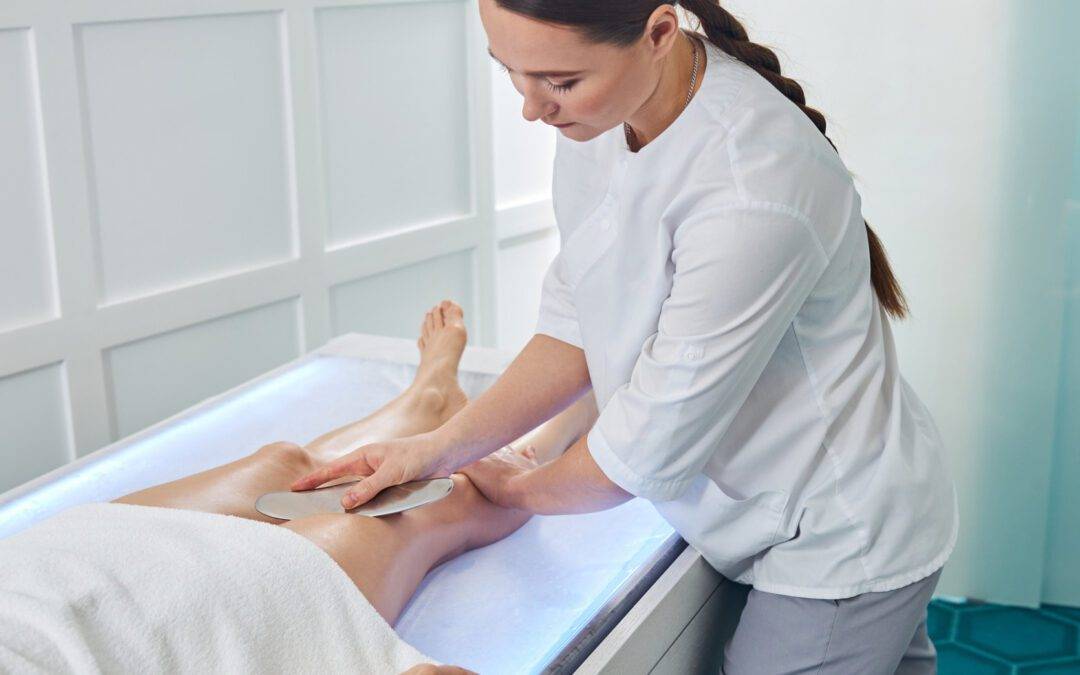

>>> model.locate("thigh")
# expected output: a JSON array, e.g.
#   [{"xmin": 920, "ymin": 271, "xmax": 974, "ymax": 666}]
[
  {"xmin": 722, "ymin": 587, "xmax": 839, "ymax": 674},
  {"xmin": 723, "ymin": 569, "xmax": 942, "ymax": 675},
  {"xmin": 895, "ymin": 603, "xmax": 938, "ymax": 675}
]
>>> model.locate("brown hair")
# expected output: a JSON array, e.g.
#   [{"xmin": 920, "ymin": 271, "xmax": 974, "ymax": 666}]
[{"xmin": 496, "ymin": 0, "xmax": 910, "ymax": 319}]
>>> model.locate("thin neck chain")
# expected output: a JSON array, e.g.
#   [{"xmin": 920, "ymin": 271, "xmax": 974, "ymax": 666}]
[{"xmin": 624, "ymin": 32, "xmax": 701, "ymax": 152}]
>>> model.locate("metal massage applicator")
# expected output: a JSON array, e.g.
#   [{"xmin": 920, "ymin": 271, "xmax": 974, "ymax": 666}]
[{"xmin": 255, "ymin": 477, "xmax": 454, "ymax": 520}]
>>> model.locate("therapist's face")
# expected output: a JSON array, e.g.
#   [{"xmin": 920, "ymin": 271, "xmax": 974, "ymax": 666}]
[{"xmin": 478, "ymin": 0, "xmax": 679, "ymax": 142}]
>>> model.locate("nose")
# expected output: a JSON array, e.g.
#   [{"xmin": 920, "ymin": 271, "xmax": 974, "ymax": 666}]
[{"xmin": 521, "ymin": 90, "xmax": 557, "ymax": 123}]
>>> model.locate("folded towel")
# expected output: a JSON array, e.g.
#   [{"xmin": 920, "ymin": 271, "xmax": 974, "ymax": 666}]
[{"xmin": 0, "ymin": 502, "xmax": 436, "ymax": 674}]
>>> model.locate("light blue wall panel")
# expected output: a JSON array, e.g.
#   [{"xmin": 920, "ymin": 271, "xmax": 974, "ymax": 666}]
[
  {"xmin": 496, "ymin": 229, "xmax": 558, "ymax": 352},
  {"xmin": 329, "ymin": 250, "xmax": 475, "ymax": 341},
  {"xmin": 1044, "ymin": 109, "xmax": 1080, "ymax": 606},
  {"xmin": 104, "ymin": 299, "xmax": 302, "ymax": 440},
  {"xmin": 0, "ymin": 28, "xmax": 57, "ymax": 331},
  {"xmin": 76, "ymin": 13, "xmax": 295, "ymax": 303},
  {"xmin": 316, "ymin": 1, "xmax": 471, "ymax": 247},
  {"xmin": 0, "ymin": 363, "xmax": 72, "ymax": 493},
  {"xmin": 962, "ymin": 0, "xmax": 1078, "ymax": 606}
]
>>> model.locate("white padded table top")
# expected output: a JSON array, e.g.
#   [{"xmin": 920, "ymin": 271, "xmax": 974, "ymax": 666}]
[{"xmin": 0, "ymin": 334, "xmax": 676, "ymax": 673}]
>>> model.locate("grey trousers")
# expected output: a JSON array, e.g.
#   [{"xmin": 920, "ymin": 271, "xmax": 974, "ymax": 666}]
[{"xmin": 722, "ymin": 568, "xmax": 943, "ymax": 674}]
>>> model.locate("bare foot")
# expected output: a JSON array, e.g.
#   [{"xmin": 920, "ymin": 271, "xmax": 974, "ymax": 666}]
[{"xmin": 410, "ymin": 300, "xmax": 469, "ymax": 425}]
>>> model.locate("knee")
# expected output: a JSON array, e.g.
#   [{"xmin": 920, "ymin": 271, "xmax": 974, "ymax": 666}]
[{"xmin": 254, "ymin": 441, "xmax": 316, "ymax": 473}]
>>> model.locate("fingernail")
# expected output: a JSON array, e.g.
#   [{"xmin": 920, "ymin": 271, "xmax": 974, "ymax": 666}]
[{"xmin": 342, "ymin": 495, "xmax": 356, "ymax": 508}]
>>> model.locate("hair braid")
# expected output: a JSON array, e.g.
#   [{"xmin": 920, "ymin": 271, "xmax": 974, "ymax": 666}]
[
  {"xmin": 494, "ymin": 0, "xmax": 910, "ymax": 319},
  {"xmin": 682, "ymin": 0, "xmax": 909, "ymax": 319}
]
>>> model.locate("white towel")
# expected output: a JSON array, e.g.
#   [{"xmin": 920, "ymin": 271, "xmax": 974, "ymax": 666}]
[{"xmin": 0, "ymin": 502, "xmax": 436, "ymax": 674}]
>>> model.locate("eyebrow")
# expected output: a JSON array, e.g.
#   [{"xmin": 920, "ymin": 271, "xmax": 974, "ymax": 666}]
[{"xmin": 487, "ymin": 47, "xmax": 584, "ymax": 77}]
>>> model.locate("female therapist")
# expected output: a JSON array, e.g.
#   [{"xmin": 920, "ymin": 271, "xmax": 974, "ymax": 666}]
[{"xmin": 293, "ymin": 1, "xmax": 959, "ymax": 672}]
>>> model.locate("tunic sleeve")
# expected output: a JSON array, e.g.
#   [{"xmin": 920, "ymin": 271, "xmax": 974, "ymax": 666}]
[
  {"xmin": 534, "ymin": 143, "xmax": 585, "ymax": 350},
  {"xmin": 534, "ymin": 248, "xmax": 584, "ymax": 349},
  {"xmin": 586, "ymin": 204, "xmax": 830, "ymax": 501}
]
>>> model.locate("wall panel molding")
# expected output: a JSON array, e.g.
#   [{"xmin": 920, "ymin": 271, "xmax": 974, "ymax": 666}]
[{"xmin": 0, "ymin": 0, "xmax": 557, "ymax": 489}]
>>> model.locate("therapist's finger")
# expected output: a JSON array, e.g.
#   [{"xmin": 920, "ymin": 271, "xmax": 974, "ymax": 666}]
[
  {"xmin": 341, "ymin": 465, "xmax": 400, "ymax": 509},
  {"xmin": 290, "ymin": 453, "xmax": 372, "ymax": 491}
]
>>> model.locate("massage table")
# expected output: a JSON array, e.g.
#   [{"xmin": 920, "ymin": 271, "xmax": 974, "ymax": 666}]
[{"xmin": 0, "ymin": 333, "xmax": 745, "ymax": 673}]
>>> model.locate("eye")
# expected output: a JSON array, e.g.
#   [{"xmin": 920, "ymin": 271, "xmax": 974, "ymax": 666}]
[
  {"xmin": 496, "ymin": 61, "xmax": 576, "ymax": 94},
  {"xmin": 545, "ymin": 80, "xmax": 576, "ymax": 94}
]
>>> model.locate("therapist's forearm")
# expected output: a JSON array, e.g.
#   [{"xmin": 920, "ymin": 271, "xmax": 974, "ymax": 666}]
[
  {"xmin": 436, "ymin": 334, "xmax": 591, "ymax": 469},
  {"xmin": 512, "ymin": 434, "xmax": 633, "ymax": 515}
]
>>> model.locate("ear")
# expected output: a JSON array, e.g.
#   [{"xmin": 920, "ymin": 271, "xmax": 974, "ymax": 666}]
[{"xmin": 644, "ymin": 4, "xmax": 682, "ymax": 58}]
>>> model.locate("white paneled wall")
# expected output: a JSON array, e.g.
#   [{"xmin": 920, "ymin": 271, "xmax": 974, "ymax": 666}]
[
  {"xmin": 490, "ymin": 33, "xmax": 561, "ymax": 351},
  {"xmin": 104, "ymin": 298, "xmax": 302, "ymax": 437},
  {"xmin": 317, "ymin": 2, "xmax": 472, "ymax": 246},
  {"xmin": 76, "ymin": 12, "xmax": 297, "ymax": 304},
  {"xmin": 0, "ymin": 364, "xmax": 73, "ymax": 489},
  {"xmin": 0, "ymin": 28, "xmax": 58, "ymax": 332},
  {"xmin": 0, "ymin": 0, "xmax": 559, "ymax": 493},
  {"xmin": 496, "ymin": 228, "xmax": 559, "ymax": 352},
  {"xmin": 330, "ymin": 249, "xmax": 476, "ymax": 338}
]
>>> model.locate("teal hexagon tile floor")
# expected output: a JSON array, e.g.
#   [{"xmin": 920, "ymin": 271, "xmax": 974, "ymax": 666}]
[{"xmin": 932, "ymin": 600, "xmax": 1080, "ymax": 673}]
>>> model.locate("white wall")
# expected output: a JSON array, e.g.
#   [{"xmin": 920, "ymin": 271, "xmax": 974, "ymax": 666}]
[
  {"xmin": 720, "ymin": 0, "xmax": 1079, "ymax": 605},
  {"xmin": 0, "ymin": 0, "xmax": 559, "ymax": 493}
]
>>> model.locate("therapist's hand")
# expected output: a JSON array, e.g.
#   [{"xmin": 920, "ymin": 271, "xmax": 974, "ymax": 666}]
[
  {"xmin": 457, "ymin": 444, "xmax": 539, "ymax": 510},
  {"xmin": 290, "ymin": 431, "xmax": 451, "ymax": 508}
]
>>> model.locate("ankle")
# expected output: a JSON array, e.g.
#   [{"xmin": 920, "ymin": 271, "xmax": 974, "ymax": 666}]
[{"xmin": 408, "ymin": 384, "xmax": 449, "ymax": 414}]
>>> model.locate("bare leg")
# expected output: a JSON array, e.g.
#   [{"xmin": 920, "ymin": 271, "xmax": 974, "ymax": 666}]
[
  {"xmin": 281, "ymin": 391, "xmax": 599, "ymax": 624},
  {"xmin": 282, "ymin": 472, "xmax": 530, "ymax": 624},
  {"xmin": 113, "ymin": 301, "xmax": 470, "ymax": 521},
  {"xmin": 509, "ymin": 388, "xmax": 598, "ymax": 463},
  {"xmin": 113, "ymin": 300, "xmax": 595, "ymax": 521},
  {"xmin": 111, "ymin": 299, "xmax": 597, "ymax": 625},
  {"xmin": 302, "ymin": 303, "xmax": 470, "ymax": 464}
]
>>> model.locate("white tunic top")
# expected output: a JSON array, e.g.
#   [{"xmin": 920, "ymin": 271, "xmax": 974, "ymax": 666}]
[{"xmin": 535, "ymin": 39, "xmax": 958, "ymax": 599}]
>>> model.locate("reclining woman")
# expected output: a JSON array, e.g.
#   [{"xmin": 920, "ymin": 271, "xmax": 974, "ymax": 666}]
[{"xmin": 0, "ymin": 300, "xmax": 597, "ymax": 674}]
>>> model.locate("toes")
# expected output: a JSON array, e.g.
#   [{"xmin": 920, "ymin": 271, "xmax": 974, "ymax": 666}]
[
  {"xmin": 434, "ymin": 304, "xmax": 446, "ymax": 329},
  {"xmin": 442, "ymin": 300, "xmax": 464, "ymax": 323}
]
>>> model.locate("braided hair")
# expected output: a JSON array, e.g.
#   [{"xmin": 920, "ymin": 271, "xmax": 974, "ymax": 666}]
[{"xmin": 495, "ymin": 0, "xmax": 910, "ymax": 319}]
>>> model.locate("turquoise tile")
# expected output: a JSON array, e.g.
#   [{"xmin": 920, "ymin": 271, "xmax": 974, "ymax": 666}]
[
  {"xmin": 1045, "ymin": 606, "xmax": 1080, "ymax": 625},
  {"xmin": 929, "ymin": 601, "xmax": 957, "ymax": 641},
  {"xmin": 1018, "ymin": 660, "xmax": 1080, "ymax": 674},
  {"xmin": 957, "ymin": 607, "xmax": 1079, "ymax": 663},
  {"xmin": 937, "ymin": 643, "xmax": 1012, "ymax": 674}
]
